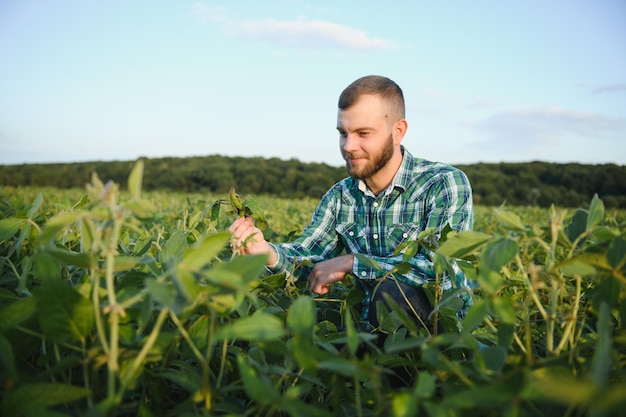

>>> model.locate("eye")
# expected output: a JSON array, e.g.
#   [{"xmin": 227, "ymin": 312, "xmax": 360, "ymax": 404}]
[{"xmin": 358, "ymin": 131, "xmax": 370, "ymax": 138}]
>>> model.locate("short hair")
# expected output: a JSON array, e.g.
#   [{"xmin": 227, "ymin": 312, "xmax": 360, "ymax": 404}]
[{"xmin": 338, "ymin": 75, "xmax": 405, "ymax": 120}]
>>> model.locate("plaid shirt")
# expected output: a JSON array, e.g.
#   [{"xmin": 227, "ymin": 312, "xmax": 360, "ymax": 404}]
[{"xmin": 268, "ymin": 147, "xmax": 474, "ymax": 313}]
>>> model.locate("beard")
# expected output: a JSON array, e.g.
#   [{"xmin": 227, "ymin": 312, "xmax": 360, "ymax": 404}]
[{"xmin": 343, "ymin": 134, "xmax": 395, "ymax": 180}]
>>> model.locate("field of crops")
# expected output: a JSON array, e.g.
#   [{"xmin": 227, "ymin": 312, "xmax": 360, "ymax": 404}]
[{"xmin": 1, "ymin": 162, "xmax": 625, "ymax": 417}]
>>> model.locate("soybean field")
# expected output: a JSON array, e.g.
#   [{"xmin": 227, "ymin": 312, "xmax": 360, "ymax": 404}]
[{"xmin": 0, "ymin": 161, "xmax": 625, "ymax": 417}]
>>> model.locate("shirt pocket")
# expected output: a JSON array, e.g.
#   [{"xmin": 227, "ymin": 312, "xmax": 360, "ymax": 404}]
[
  {"xmin": 385, "ymin": 222, "xmax": 421, "ymax": 250},
  {"xmin": 336, "ymin": 222, "xmax": 368, "ymax": 254}
]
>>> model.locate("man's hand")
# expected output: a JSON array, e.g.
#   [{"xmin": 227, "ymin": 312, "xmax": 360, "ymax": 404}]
[
  {"xmin": 228, "ymin": 217, "xmax": 277, "ymax": 264},
  {"xmin": 307, "ymin": 255, "xmax": 354, "ymax": 295}
]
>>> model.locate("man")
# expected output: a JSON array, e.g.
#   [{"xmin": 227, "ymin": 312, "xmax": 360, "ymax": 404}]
[{"xmin": 229, "ymin": 75, "xmax": 473, "ymax": 331}]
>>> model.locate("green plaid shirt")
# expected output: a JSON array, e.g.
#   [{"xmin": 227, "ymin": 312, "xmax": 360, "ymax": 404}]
[{"xmin": 268, "ymin": 147, "xmax": 474, "ymax": 312}]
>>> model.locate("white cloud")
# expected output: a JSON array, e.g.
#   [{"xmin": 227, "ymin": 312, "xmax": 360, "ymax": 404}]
[
  {"xmin": 474, "ymin": 107, "xmax": 626, "ymax": 159},
  {"xmin": 192, "ymin": 3, "xmax": 396, "ymax": 50},
  {"xmin": 236, "ymin": 18, "xmax": 395, "ymax": 50}
]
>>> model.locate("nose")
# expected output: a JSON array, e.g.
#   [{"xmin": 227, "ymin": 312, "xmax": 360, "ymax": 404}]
[{"xmin": 341, "ymin": 133, "xmax": 358, "ymax": 154}]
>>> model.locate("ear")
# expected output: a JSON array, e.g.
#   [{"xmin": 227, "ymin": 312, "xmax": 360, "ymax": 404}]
[{"xmin": 392, "ymin": 119, "xmax": 408, "ymax": 144}]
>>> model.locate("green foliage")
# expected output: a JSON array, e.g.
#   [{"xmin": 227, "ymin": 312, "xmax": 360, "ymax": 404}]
[{"xmin": 0, "ymin": 164, "xmax": 624, "ymax": 416}]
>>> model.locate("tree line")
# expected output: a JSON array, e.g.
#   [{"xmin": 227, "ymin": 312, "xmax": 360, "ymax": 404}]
[{"xmin": 1, "ymin": 155, "xmax": 624, "ymax": 208}]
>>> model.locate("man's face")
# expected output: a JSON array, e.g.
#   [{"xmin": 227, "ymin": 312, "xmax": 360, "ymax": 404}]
[{"xmin": 337, "ymin": 94, "xmax": 398, "ymax": 180}]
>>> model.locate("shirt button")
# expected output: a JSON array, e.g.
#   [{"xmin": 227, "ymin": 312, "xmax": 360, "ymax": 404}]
[
  {"xmin": 373, "ymin": 202, "xmax": 379, "ymax": 207},
  {"xmin": 361, "ymin": 271, "xmax": 367, "ymax": 277},
  {"xmin": 403, "ymin": 233, "xmax": 408, "ymax": 238},
  {"xmin": 349, "ymin": 231, "xmax": 354, "ymax": 236},
  {"xmin": 373, "ymin": 234, "xmax": 379, "ymax": 239}
]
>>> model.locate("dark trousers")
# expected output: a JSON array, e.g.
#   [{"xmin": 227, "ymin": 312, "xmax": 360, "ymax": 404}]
[{"xmin": 367, "ymin": 280, "xmax": 440, "ymax": 333}]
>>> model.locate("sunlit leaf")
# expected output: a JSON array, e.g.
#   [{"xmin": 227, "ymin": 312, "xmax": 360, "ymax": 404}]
[
  {"xmin": 26, "ymin": 192, "xmax": 43, "ymax": 219},
  {"xmin": 128, "ymin": 159, "xmax": 144, "ymax": 199},
  {"xmin": 180, "ymin": 232, "xmax": 230, "ymax": 271},
  {"xmin": 493, "ymin": 208, "xmax": 525, "ymax": 231},
  {"xmin": 0, "ymin": 218, "xmax": 23, "ymax": 241},
  {"xmin": 39, "ymin": 211, "xmax": 83, "ymax": 244},
  {"xmin": 438, "ymin": 231, "xmax": 491, "ymax": 258},
  {"xmin": 586, "ymin": 193, "xmax": 604, "ymax": 231},
  {"xmin": 391, "ymin": 391, "xmax": 418, "ymax": 417}
]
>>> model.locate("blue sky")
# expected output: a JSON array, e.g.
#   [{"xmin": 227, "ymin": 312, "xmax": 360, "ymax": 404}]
[{"xmin": 1, "ymin": 0, "xmax": 625, "ymax": 168}]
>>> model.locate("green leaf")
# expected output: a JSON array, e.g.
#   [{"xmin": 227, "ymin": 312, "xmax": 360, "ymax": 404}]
[
  {"xmin": 565, "ymin": 208, "xmax": 587, "ymax": 243},
  {"xmin": 477, "ymin": 268, "xmax": 503, "ymax": 294},
  {"xmin": 128, "ymin": 159, "xmax": 144, "ymax": 199},
  {"xmin": 438, "ymin": 231, "xmax": 492, "ymax": 258},
  {"xmin": 42, "ymin": 245, "xmax": 96, "ymax": 269},
  {"xmin": 481, "ymin": 238, "xmax": 517, "ymax": 271},
  {"xmin": 557, "ymin": 258, "xmax": 597, "ymax": 276},
  {"xmin": 586, "ymin": 193, "xmax": 604, "ymax": 231},
  {"xmin": 461, "ymin": 299, "xmax": 488, "ymax": 334},
  {"xmin": 39, "ymin": 211, "xmax": 83, "ymax": 244},
  {"xmin": 491, "ymin": 296, "xmax": 516, "ymax": 324},
  {"xmin": 354, "ymin": 253, "xmax": 382, "ymax": 271},
  {"xmin": 0, "ymin": 218, "xmax": 23, "ymax": 241},
  {"xmin": 0, "ymin": 296, "xmax": 37, "ymax": 332},
  {"xmin": 414, "ymin": 371, "xmax": 436, "ymax": 398},
  {"xmin": 179, "ymin": 232, "xmax": 230, "ymax": 271},
  {"xmin": 607, "ymin": 236, "xmax": 626, "ymax": 269},
  {"xmin": 160, "ymin": 230, "xmax": 188, "ymax": 264},
  {"xmin": 391, "ymin": 261, "xmax": 412, "ymax": 274},
  {"xmin": 493, "ymin": 208, "xmax": 525, "ymax": 231},
  {"xmin": 154, "ymin": 367, "xmax": 202, "ymax": 393},
  {"xmin": 35, "ymin": 281, "xmax": 95, "ymax": 343},
  {"xmin": 1, "ymin": 383, "xmax": 91, "ymax": 415},
  {"xmin": 209, "ymin": 254, "xmax": 267, "ymax": 285},
  {"xmin": 113, "ymin": 256, "xmax": 140, "ymax": 272},
  {"xmin": 237, "ymin": 355, "xmax": 280, "ymax": 404},
  {"xmin": 0, "ymin": 333, "xmax": 17, "ymax": 380},
  {"xmin": 317, "ymin": 357, "xmax": 358, "ymax": 377},
  {"xmin": 591, "ymin": 302, "xmax": 612, "ymax": 388},
  {"xmin": 345, "ymin": 305, "xmax": 358, "ymax": 356},
  {"xmin": 524, "ymin": 367, "xmax": 594, "ymax": 406},
  {"xmin": 442, "ymin": 382, "xmax": 515, "ymax": 408},
  {"xmin": 214, "ymin": 311, "xmax": 285, "ymax": 342},
  {"xmin": 477, "ymin": 346, "xmax": 507, "ymax": 374},
  {"xmin": 287, "ymin": 295, "xmax": 316, "ymax": 335},
  {"xmin": 26, "ymin": 192, "xmax": 43, "ymax": 219},
  {"xmin": 391, "ymin": 392, "xmax": 418, "ymax": 417}
]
